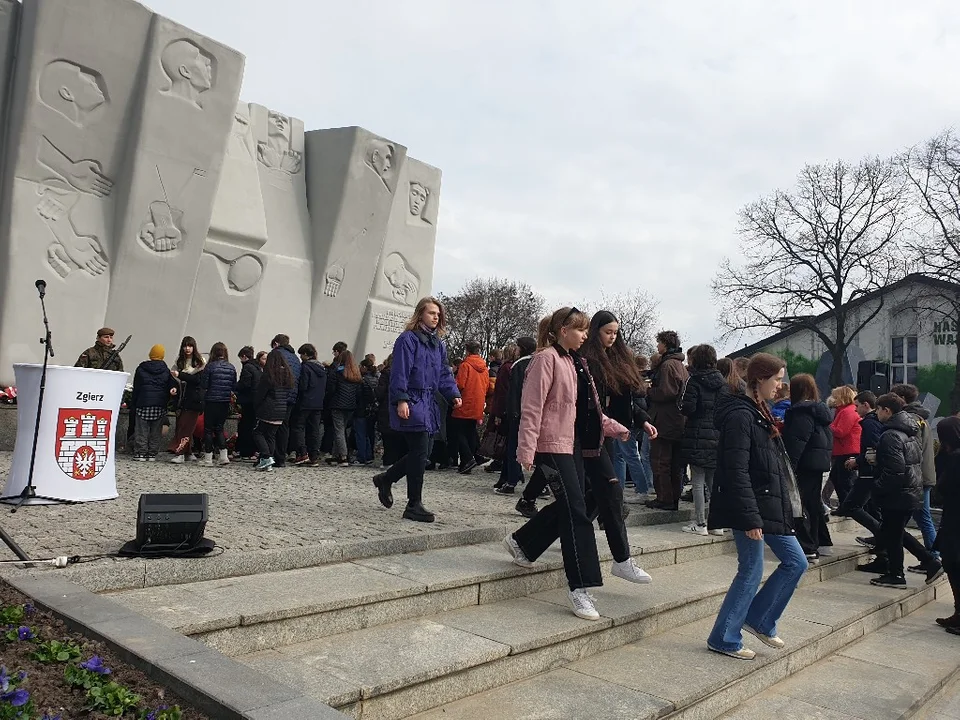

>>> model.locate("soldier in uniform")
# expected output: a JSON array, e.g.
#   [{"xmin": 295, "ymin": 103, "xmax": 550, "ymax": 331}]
[{"xmin": 75, "ymin": 327, "xmax": 124, "ymax": 372}]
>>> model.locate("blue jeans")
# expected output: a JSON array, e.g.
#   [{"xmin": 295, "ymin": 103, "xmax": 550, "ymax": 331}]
[
  {"xmin": 913, "ymin": 487, "xmax": 940, "ymax": 561},
  {"xmin": 708, "ymin": 531, "xmax": 808, "ymax": 652},
  {"xmin": 354, "ymin": 415, "xmax": 373, "ymax": 463},
  {"xmin": 612, "ymin": 432, "xmax": 652, "ymax": 494}
]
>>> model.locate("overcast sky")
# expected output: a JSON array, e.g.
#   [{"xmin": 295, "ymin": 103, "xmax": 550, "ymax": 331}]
[{"xmin": 148, "ymin": 0, "xmax": 960, "ymax": 354}]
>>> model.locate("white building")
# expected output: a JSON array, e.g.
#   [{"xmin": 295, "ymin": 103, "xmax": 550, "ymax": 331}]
[{"xmin": 730, "ymin": 275, "xmax": 959, "ymax": 406}]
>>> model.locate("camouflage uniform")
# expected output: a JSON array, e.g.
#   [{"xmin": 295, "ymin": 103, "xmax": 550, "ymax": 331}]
[{"xmin": 75, "ymin": 340, "xmax": 123, "ymax": 372}]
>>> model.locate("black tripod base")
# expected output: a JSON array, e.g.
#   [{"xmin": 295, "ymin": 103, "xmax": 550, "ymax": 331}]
[{"xmin": 0, "ymin": 522, "xmax": 29, "ymax": 560}]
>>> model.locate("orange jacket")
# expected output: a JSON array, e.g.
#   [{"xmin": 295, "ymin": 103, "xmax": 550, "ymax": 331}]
[{"xmin": 452, "ymin": 354, "xmax": 490, "ymax": 421}]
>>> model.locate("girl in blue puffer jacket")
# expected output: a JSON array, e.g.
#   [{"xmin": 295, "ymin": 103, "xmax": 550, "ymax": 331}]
[{"xmin": 200, "ymin": 342, "xmax": 237, "ymax": 466}]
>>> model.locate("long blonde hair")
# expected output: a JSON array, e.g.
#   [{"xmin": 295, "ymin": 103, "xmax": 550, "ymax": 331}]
[{"xmin": 404, "ymin": 296, "xmax": 447, "ymax": 337}]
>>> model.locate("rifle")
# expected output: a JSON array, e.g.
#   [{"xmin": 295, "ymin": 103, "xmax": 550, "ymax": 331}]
[{"xmin": 101, "ymin": 334, "xmax": 131, "ymax": 371}]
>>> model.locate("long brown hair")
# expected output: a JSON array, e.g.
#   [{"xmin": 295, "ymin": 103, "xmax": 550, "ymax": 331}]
[
  {"xmin": 337, "ymin": 350, "xmax": 362, "ymax": 383},
  {"xmin": 790, "ymin": 373, "xmax": 819, "ymax": 403},
  {"xmin": 404, "ymin": 296, "xmax": 447, "ymax": 337},
  {"xmin": 208, "ymin": 342, "xmax": 229, "ymax": 362},
  {"xmin": 717, "ymin": 357, "xmax": 740, "ymax": 393},
  {"xmin": 537, "ymin": 307, "xmax": 589, "ymax": 350},
  {"xmin": 582, "ymin": 310, "xmax": 642, "ymax": 393},
  {"xmin": 263, "ymin": 350, "xmax": 294, "ymax": 388},
  {"xmin": 176, "ymin": 336, "xmax": 204, "ymax": 371},
  {"xmin": 746, "ymin": 353, "xmax": 786, "ymax": 436}
]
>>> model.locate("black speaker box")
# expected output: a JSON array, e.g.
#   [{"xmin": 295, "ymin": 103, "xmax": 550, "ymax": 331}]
[
  {"xmin": 135, "ymin": 493, "xmax": 208, "ymax": 552},
  {"xmin": 857, "ymin": 361, "xmax": 889, "ymax": 392}
]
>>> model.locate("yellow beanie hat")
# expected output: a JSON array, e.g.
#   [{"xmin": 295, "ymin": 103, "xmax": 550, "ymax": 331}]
[{"xmin": 149, "ymin": 344, "xmax": 165, "ymax": 361}]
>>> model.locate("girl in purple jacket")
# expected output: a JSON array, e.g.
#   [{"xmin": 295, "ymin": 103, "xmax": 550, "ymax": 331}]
[{"xmin": 372, "ymin": 297, "xmax": 461, "ymax": 523}]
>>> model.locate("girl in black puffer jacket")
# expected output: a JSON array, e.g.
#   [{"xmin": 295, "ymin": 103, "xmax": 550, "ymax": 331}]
[
  {"xmin": 707, "ymin": 353, "xmax": 807, "ymax": 661},
  {"xmin": 199, "ymin": 342, "xmax": 237, "ymax": 466},
  {"xmin": 326, "ymin": 350, "xmax": 362, "ymax": 466},
  {"xmin": 781, "ymin": 373, "xmax": 834, "ymax": 558},
  {"xmin": 253, "ymin": 350, "xmax": 293, "ymax": 471},
  {"xmin": 680, "ymin": 344, "xmax": 729, "ymax": 535}
]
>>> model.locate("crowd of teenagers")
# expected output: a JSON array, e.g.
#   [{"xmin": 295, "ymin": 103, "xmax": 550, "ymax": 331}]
[{"xmin": 116, "ymin": 294, "xmax": 960, "ymax": 656}]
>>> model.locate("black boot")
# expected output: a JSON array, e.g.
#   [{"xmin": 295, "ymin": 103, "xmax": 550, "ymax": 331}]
[
  {"xmin": 403, "ymin": 501, "xmax": 435, "ymax": 523},
  {"xmin": 373, "ymin": 472, "xmax": 393, "ymax": 509},
  {"xmin": 856, "ymin": 558, "xmax": 888, "ymax": 574}
]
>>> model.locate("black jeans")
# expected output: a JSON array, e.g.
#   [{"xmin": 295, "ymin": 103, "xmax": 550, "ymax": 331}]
[
  {"xmin": 320, "ymin": 409, "xmax": 334, "ymax": 454},
  {"xmin": 381, "ymin": 429, "xmax": 405, "ymax": 467},
  {"xmin": 450, "ymin": 418, "xmax": 478, "ymax": 467},
  {"xmin": 795, "ymin": 469, "xmax": 832, "ymax": 553},
  {"xmin": 296, "ymin": 408, "xmax": 323, "ymax": 460},
  {"xmin": 381, "ymin": 431, "xmax": 431, "ymax": 504},
  {"xmin": 879, "ymin": 508, "xmax": 913, "ymax": 577},
  {"xmin": 254, "ymin": 420, "xmax": 280, "ymax": 459},
  {"xmin": 584, "ymin": 449, "xmax": 630, "ymax": 562},
  {"xmin": 498, "ymin": 420, "xmax": 523, "ymax": 488},
  {"xmin": 237, "ymin": 402, "xmax": 258, "ymax": 457},
  {"xmin": 273, "ymin": 405, "xmax": 293, "ymax": 465},
  {"xmin": 203, "ymin": 401, "xmax": 230, "ymax": 452},
  {"xmin": 289, "ymin": 403, "xmax": 306, "ymax": 458},
  {"xmin": 829, "ymin": 456, "xmax": 856, "ymax": 506},
  {"xmin": 513, "ymin": 451, "xmax": 603, "ymax": 591}
]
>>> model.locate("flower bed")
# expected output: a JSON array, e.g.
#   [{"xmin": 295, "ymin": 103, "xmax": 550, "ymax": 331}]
[{"xmin": 0, "ymin": 580, "xmax": 208, "ymax": 720}]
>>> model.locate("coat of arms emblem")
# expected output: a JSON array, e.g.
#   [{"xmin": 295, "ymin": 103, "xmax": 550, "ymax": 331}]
[{"xmin": 54, "ymin": 409, "xmax": 112, "ymax": 480}]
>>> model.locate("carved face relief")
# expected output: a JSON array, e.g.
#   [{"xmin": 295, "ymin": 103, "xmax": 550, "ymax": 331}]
[
  {"xmin": 160, "ymin": 39, "xmax": 215, "ymax": 108},
  {"xmin": 409, "ymin": 182, "xmax": 429, "ymax": 217},
  {"xmin": 39, "ymin": 60, "xmax": 107, "ymax": 127},
  {"xmin": 365, "ymin": 139, "xmax": 395, "ymax": 189},
  {"xmin": 382, "ymin": 253, "xmax": 420, "ymax": 306}
]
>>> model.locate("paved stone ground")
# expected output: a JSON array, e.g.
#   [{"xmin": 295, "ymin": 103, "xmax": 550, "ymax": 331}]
[{"xmin": 0, "ymin": 451, "xmax": 660, "ymax": 560}]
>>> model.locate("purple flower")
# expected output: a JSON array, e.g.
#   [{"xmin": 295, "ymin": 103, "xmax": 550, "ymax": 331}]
[
  {"xmin": 79, "ymin": 655, "xmax": 111, "ymax": 675},
  {"xmin": 22, "ymin": 603, "xmax": 35, "ymax": 616},
  {"xmin": 15, "ymin": 671, "xmax": 25, "ymax": 681},
  {"xmin": 0, "ymin": 666, "xmax": 8, "ymax": 692},
  {"xmin": 1, "ymin": 687, "xmax": 29, "ymax": 707},
  {"xmin": 16, "ymin": 626, "xmax": 34, "ymax": 640},
  {"xmin": 146, "ymin": 713, "xmax": 156, "ymax": 720}
]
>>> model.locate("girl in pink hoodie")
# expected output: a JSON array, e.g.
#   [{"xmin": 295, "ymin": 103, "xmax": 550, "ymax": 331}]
[{"xmin": 502, "ymin": 307, "xmax": 636, "ymax": 621}]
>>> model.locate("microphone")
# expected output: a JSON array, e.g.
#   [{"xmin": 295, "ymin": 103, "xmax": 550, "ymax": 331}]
[{"xmin": 35, "ymin": 279, "xmax": 46, "ymax": 297}]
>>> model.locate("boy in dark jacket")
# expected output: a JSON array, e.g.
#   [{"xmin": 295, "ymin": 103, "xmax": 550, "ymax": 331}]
[
  {"xmin": 235, "ymin": 346, "xmax": 262, "ymax": 461},
  {"xmin": 296, "ymin": 343, "xmax": 327, "ymax": 465},
  {"xmin": 131, "ymin": 344, "xmax": 176, "ymax": 461},
  {"xmin": 841, "ymin": 392, "xmax": 883, "ymax": 541},
  {"xmin": 869, "ymin": 393, "xmax": 943, "ymax": 588},
  {"xmin": 270, "ymin": 334, "xmax": 301, "ymax": 467}
]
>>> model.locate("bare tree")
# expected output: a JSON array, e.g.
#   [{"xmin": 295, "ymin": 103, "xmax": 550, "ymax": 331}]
[
  {"xmin": 712, "ymin": 157, "xmax": 912, "ymax": 387},
  {"xmin": 439, "ymin": 277, "xmax": 545, "ymax": 359},
  {"xmin": 902, "ymin": 129, "xmax": 960, "ymax": 412},
  {"xmin": 597, "ymin": 289, "xmax": 660, "ymax": 355}
]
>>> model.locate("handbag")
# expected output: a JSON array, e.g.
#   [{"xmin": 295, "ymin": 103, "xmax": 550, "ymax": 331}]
[{"xmin": 478, "ymin": 417, "xmax": 506, "ymax": 461}]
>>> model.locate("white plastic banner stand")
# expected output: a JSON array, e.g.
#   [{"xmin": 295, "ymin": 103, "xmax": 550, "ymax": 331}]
[{"xmin": 2, "ymin": 364, "xmax": 128, "ymax": 504}]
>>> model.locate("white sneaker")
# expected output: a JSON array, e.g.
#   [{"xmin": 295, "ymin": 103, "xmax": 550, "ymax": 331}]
[
  {"xmin": 169, "ymin": 454, "xmax": 185, "ymax": 464},
  {"xmin": 682, "ymin": 523, "xmax": 708, "ymax": 536},
  {"xmin": 502, "ymin": 535, "xmax": 535, "ymax": 568},
  {"xmin": 568, "ymin": 588, "xmax": 600, "ymax": 620},
  {"xmin": 198, "ymin": 452, "xmax": 214, "ymax": 467},
  {"xmin": 708, "ymin": 529, "xmax": 725, "ymax": 536},
  {"xmin": 611, "ymin": 558, "xmax": 652, "ymax": 584},
  {"xmin": 817, "ymin": 546, "xmax": 835, "ymax": 557},
  {"xmin": 743, "ymin": 623, "xmax": 785, "ymax": 649},
  {"xmin": 218, "ymin": 449, "xmax": 230, "ymax": 466}
]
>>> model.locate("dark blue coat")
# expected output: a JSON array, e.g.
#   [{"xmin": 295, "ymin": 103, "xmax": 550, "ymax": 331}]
[
  {"xmin": 782, "ymin": 401, "xmax": 833, "ymax": 473},
  {"xmin": 255, "ymin": 376, "xmax": 291, "ymax": 422},
  {"xmin": 201, "ymin": 360, "xmax": 237, "ymax": 404},
  {"xmin": 389, "ymin": 329, "xmax": 460, "ymax": 434},
  {"xmin": 299, "ymin": 360, "xmax": 327, "ymax": 410},
  {"xmin": 273, "ymin": 346, "xmax": 301, "ymax": 405},
  {"xmin": 132, "ymin": 360, "xmax": 175, "ymax": 409},
  {"xmin": 857, "ymin": 411, "xmax": 883, "ymax": 479}
]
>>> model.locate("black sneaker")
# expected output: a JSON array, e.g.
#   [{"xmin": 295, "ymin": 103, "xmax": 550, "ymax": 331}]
[
  {"xmin": 372, "ymin": 472, "xmax": 393, "ymax": 509},
  {"xmin": 906, "ymin": 564, "xmax": 926, "ymax": 575},
  {"xmin": 855, "ymin": 536, "xmax": 878, "ymax": 548},
  {"xmin": 870, "ymin": 574, "xmax": 906, "ymax": 588},
  {"xmin": 947, "ymin": 626, "xmax": 960, "ymax": 636},
  {"xmin": 925, "ymin": 562, "xmax": 945, "ymax": 585},
  {"xmin": 494, "ymin": 485, "xmax": 515, "ymax": 495},
  {"xmin": 516, "ymin": 498, "xmax": 538, "ymax": 518},
  {"xmin": 856, "ymin": 559, "xmax": 888, "ymax": 574},
  {"xmin": 402, "ymin": 502, "xmax": 435, "ymax": 523},
  {"xmin": 538, "ymin": 487, "xmax": 551, "ymax": 499},
  {"xmin": 458, "ymin": 458, "xmax": 478, "ymax": 475}
]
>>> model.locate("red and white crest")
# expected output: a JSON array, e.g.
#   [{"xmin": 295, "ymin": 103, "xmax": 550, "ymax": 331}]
[{"xmin": 54, "ymin": 409, "xmax": 112, "ymax": 480}]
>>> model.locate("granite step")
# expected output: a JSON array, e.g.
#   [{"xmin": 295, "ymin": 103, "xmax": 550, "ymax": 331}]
[
  {"xmin": 231, "ymin": 531, "xmax": 874, "ymax": 720},
  {"xmin": 105, "ymin": 522, "xmax": 746, "ymax": 656},
  {"xmin": 716, "ymin": 588, "xmax": 959, "ymax": 720},
  {"xmin": 408, "ymin": 571, "xmax": 944, "ymax": 720}
]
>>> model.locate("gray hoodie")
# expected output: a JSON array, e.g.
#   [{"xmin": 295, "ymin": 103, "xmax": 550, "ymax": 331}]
[{"xmin": 904, "ymin": 402, "xmax": 936, "ymax": 488}]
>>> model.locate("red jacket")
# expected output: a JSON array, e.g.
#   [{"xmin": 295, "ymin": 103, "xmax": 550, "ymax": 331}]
[
  {"xmin": 452, "ymin": 354, "xmax": 490, "ymax": 421},
  {"xmin": 830, "ymin": 403, "xmax": 861, "ymax": 456}
]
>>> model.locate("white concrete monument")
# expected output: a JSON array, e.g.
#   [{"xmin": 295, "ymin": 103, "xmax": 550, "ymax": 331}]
[{"xmin": 0, "ymin": 0, "xmax": 441, "ymax": 386}]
